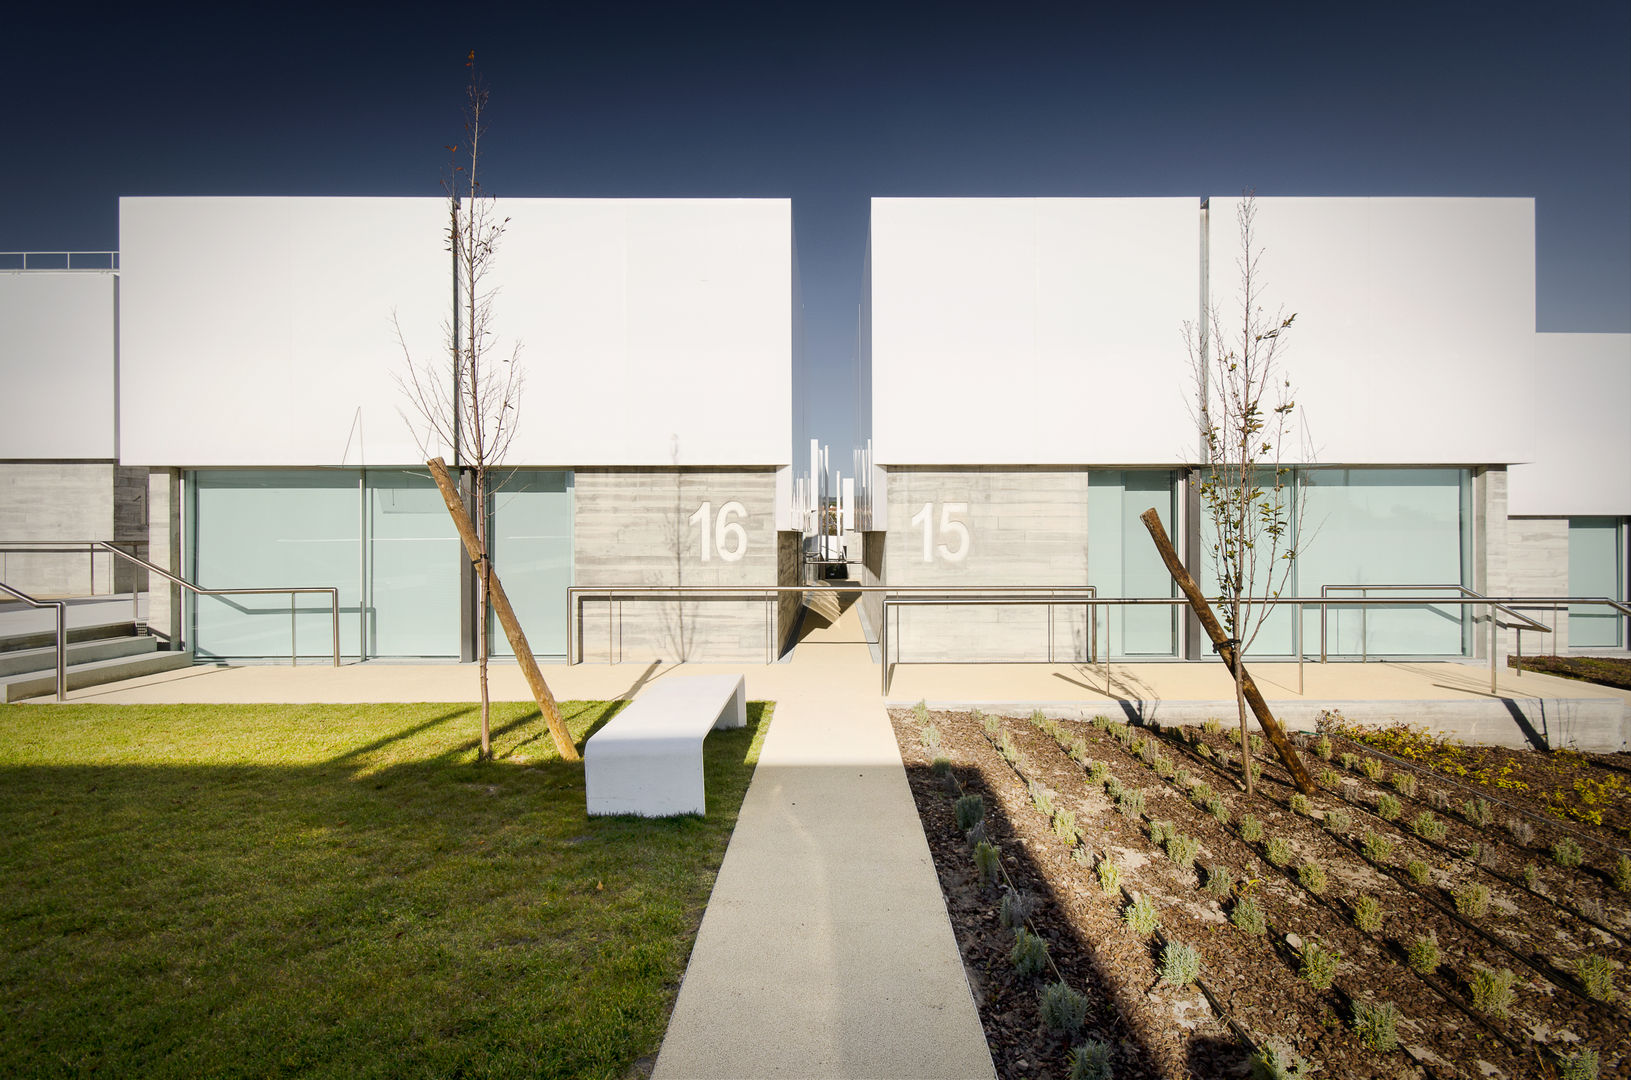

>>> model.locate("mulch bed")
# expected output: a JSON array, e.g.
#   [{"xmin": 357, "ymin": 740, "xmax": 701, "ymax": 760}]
[
  {"xmin": 893, "ymin": 707, "xmax": 1628, "ymax": 1080},
  {"xmin": 1508, "ymin": 654, "xmax": 1631, "ymax": 692}
]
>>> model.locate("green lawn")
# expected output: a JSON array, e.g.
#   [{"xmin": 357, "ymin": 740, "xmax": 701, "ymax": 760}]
[{"xmin": 0, "ymin": 699, "xmax": 770, "ymax": 1079}]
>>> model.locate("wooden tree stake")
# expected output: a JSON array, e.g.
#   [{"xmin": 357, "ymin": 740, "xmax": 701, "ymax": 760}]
[
  {"xmin": 427, "ymin": 457, "xmax": 579, "ymax": 762},
  {"xmin": 1138, "ymin": 508, "xmax": 1314, "ymax": 795}
]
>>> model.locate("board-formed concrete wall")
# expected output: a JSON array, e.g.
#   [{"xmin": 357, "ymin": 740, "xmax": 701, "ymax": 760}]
[
  {"xmin": 883, "ymin": 467, "xmax": 1092, "ymax": 662},
  {"xmin": 0, "ymin": 463, "xmax": 147, "ymax": 596},
  {"xmin": 572, "ymin": 468, "xmax": 781, "ymax": 662}
]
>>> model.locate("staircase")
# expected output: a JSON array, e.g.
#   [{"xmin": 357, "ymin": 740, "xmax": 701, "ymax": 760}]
[{"xmin": 0, "ymin": 620, "xmax": 193, "ymax": 702}]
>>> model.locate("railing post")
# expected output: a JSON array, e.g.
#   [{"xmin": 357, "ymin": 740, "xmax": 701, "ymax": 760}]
[
  {"xmin": 1489, "ymin": 602, "xmax": 1498, "ymax": 694},
  {"xmin": 331, "ymin": 590, "xmax": 340, "ymax": 667},
  {"xmin": 55, "ymin": 602, "xmax": 67, "ymax": 702},
  {"xmin": 290, "ymin": 592, "xmax": 297, "ymax": 667}
]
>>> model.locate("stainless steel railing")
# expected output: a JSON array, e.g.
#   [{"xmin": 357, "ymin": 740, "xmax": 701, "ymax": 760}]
[
  {"xmin": 0, "ymin": 581, "xmax": 67, "ymax": 701},
  {"xmin": 0, "ymin": 251, "xmax": 119, "ymax": 271},
  {"xmin": 0, "ymin": 540, "xmax": 341, "ymax": 667},
  {"xmin": 1319, "ymin": 584, "xmax": 1551, "ymax": 665}
]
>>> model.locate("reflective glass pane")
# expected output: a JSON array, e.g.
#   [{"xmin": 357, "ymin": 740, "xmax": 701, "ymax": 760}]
[
  {"xmin": 1195, "ymin": 469, "xmax": 1297, "ymax": 655},
  {"xmin": 487, "ymin": 471, "xmax": 573, "ymax": 660},
  {"xmin": 1089, "ymin": 470, "xmax": 1177, "ymax": 656},
  {"xmin": 1569, "ymin": 518, "xmax": 1624, "ymax": 648},
  {"xmin": 366, "ymin": 470, "xmax": 460, "ymax": 657}
]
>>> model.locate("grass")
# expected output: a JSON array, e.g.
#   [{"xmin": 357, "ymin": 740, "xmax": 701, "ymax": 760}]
[{"xmin": 0, "ymin": 699, "xmax": 771, "ymax": 1079}]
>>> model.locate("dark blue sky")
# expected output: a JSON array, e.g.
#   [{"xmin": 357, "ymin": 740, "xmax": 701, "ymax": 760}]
[{"xmin": 9, "ymin": 1, "xmax": 1628, "ymax": 454}]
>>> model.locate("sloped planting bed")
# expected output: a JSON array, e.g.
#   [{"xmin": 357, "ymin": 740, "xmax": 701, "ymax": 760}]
[{"xmin": 893, "ymin": 706, "xmax": 1627, "ymax": 1080}]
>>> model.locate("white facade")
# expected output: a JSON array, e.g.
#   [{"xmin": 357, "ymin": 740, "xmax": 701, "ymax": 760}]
[
  {"xmin": 1508, "ymin": 332, "xmax": 1631, "ymax": 517},
  {"xmin": 0, "ymin": 270, "xmax": 118, "ymax": 459}
]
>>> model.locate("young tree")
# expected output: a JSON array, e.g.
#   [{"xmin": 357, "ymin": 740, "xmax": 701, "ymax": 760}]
[
  {"xmin": 1186, "ymin": 193, "xmax": 1309, "ymax": 795},
  {"xmin": 398, "ymin": 52, "xmax": 541, "ymax": 760}
]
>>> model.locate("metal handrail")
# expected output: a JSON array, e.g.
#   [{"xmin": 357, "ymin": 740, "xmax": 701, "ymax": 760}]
[
  {"xmin": 0, "ymin": 540, "xmax": 341, "ymax": 667},
  {"xmin": 1319, "ymin": 584, "xmax": 1550, "ymax": 666},
  {"xmin": 0, "ymin": 582, "xmax": 67, "ymax": 701},
  {"xmin": 0, "ymin": 251, "xmax": 119, "ymax": 271}
]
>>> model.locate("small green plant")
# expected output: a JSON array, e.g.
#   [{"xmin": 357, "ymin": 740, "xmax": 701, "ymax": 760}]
[
  {"xmin": 1361, "ymin": 831, "xmax": 1394, "ymax": 864},
  {"xmin": 1203, "ymin": 863, "xmax": 1235, "ymax": 901},
  {"xmin": 973, "ymin": 841, "xmax": 1000, "ymax": 886},
  {"xmin": 1123, "ymin": 894, "xmax": 1159, "ymax": 936},
  {"xmin": 1453, "ymin": 882, "xmax": 1491, "ymax": 919},
  {"xmin": 1324, "ymin": 808, "xmax": 1352, "ymax": 835},
  {"xmin": 1375, "ymin": 793, "xmax": 1402, "ymax": 822},
  {"xmin": 1011, "ymin": 927, "xmax": 1048, "ymax": 976},
  {"xmin": 1614, "ymin": 854, "xmax": 1631, "ymax": 893},
  {"xmin": 930, "ymin": 756, "xmax": 951, "ymax": 777},
  {"xmin": 1195, "ymin": 742, "xmax": 1214, "ymax": 760},
  {"xmin": 1406, "ymin": 932, "xmax": 1439, "ymax": 974},
  {"xmin": 1104, "ymin": 777, "xmax": 1124, "ymax": 800},
  {"xmin": 1463, "ymin": 797, "xmax": 1494, "ymax": 828},
  {"xmin": 1173, "ymin": 767, "xmax": 1192, "ymax": 788},
  {"xmin": 1000, "ymin": 887, "xmax": 1038, "ymax": 930},
  {"xmin": 1071, "ymin": 846, "xmax": 1092, "ymax": 868},
  {"xmin": 1240, "ymin": 814, "xmax": 1264, "ymax": 843},
  {"xmin": 1298, "ymin": 860, "xmax": 1329, "ymax": 895},
  {"xmin": 965, "ymin": 821, "xmax": 988, "ymax": 846},
  {"xmin": 955, "ymin": 793, "xmax": 985, "ymax": 833},
  {"xmin": 1039, "ymin": 979, "xmax": 1090, "ymax": 1034},
  {"xmin": 1086, "ymin": 760, "xmax": 1109, "ymax": 784},
  {"xmin": 1069, "ymin": 1039, "xmax": 1113, "ymax": 1080},
  {"xmin": 1553, "ymin": 837, "xmax": 1585, "ymax": 869},
  {"xmin": 1427, "ymin": 788, "xmax": 1450, "ymax": 812},
  {"xmin": 1352, "ymin": 895, "xmax": 1383, "ymax": 933},
  {"xmin": 1318, "ymin": 769, "xmax": 1342, "ymax": 791},
  {"xmin": 1300, "ymin": 939, "xmax": 1341, "ymax": 990},
  {"xmin": 1288, "ymin": 792, "xmax": 1312, "ymax": 816},
  {"xmin": 1391, "ymin": 772, "xmax": 1417, "ymax": 798},
  {"xmin": 1249, "ymin": 733, "xmax": 1264, "ymax": 756},
  {"xmin": 1097, "ymin": 855, "xmax": 1121, "ymax": 897},
  {"xmin": 1190, "ymin": 780, "xmax": 1215, "ymax": 805},
  {"xmin": 1521, "ymin": 862, "xmax": 1540, "ymax": 890},
  {"xmin": 1352, "ymin": 999, "xmax": 1400, "ymax": 1052},
  {"xmin": 1167, "ymin": 833, "xmax": 1201, "ymax": 870},
  {"xmin": 1576, "ymin": 953, "xmax": 1617, "ymax": 1002},
  {"xmin": 1361, "ymin": 758, "xmax": 1386, "ymax": 783},
  {"xmin": 1314, "ymin": 735, "xmax": 1333, "ymax": 761},
  {"xmin": 1249, "ymin": 1042, "xmax": 1311, "ymax": 1080},
  {"xmin": 1247, "ymin": 761, "xmax": 1263, "ymax": 784},
  {"xmin": 999, "ymin": 732, "xmax": 1020, "ymax": 763},
  {"xmin": 1231, "ymin": 895, "xmax": 1267, "ymax": 935},
  {"xmin": 1118, "ymin": 788, "xmax": 1145, "ymax": 818},
  {"xmin": 1206, "ymin": 795, "xmax": 1231, "ymax": 826},
  {"xmin": 1465, "ymin": 841, "xmax": 1483, "ymax": 864},
  {"xmin": 1159, "ymin": 940, "xmax": 1201, "ymax": 987},
  {"xmin": 1030, "ymin": 780, "xmax": 1056, "ymax": 818},
  {"xmin": 1054, "ymin": 807, "xmax": 1082, "ymax": 845},
  {"xmin": 1068, "ymin": 737, "xmax": 1091, "ymax": 764},
  {"xmin": 921, "ymin": 721, "xmax": 940, "ymax": 749},
  {"xmin": 1406, "ymin": 859, "xmax": 1431, "ymax": 885},
  {"xmin": 1469, "ymin": 966, "xmax": 1515, "ymax": 1018},
  {"xmin": 981, "ymin": 713, "xmax": 1001, "ymax": 739},
  {"xmin": 1410, "ymin": 810, "xmax": 1446, "ymax": 842},
  {"xmin": 1264, "ymin": 837, "xmax": 1294, "ymax": 868},
  {"xmin": 1556, "ymin": 1047, "xmax": 1600, "ymax": 1080},
  {"xmin": 1203, "ymin": 718, "xmax": 1222, "ymax": 736},
  {"xmin": 1153, "ymin": 755, "xmax": 1176, "ymax": 780},
  {"xmin": 1340, "ymin": 752, "xmax": 1360, "ymax": 771},
  {"xmin": 1148, "ymin": 819, "xmax": 1174, "ymax": 846}
]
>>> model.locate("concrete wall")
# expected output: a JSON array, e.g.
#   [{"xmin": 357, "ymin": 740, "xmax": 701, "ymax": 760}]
[
  {"xmin": 0, "ymin": 463, "xmax": 117, "ymax": 596},
  {"xmin": 776, "ymin": 530, "xmax": 801, "ymax": 653},
  {"xmin": 1508, "ymin": 333, "xmax": 1631, "ymax": 517},
  {"xmin": 572, "ymin": 468, "xmax": 780, "ymax": 662},
  {"xmin": 0, "ymin": 272, "xmax": 117, "ymax": 460},
  {"xmin": 1507, "ymin": 517, "xmax": 1572, "ymax": 653},
  {"xmin": 883, "ymin": 467, "xmax": 1091, "ymax": 662}
]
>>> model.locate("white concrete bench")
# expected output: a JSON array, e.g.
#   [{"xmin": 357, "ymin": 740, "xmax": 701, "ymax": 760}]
[{"xmin": 585, "ymin": 674, "xmax": 747, "ymax": 816}]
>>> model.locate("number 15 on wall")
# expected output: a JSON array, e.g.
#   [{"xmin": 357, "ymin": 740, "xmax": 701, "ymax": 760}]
[{"xmin": 911, "ymin": 502, "xmax": 970, "ymax": 563}]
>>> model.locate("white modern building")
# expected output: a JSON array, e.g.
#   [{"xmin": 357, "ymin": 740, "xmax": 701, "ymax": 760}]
[{"xmin": 859, "ymin": 196, "xmax": 1630, "ymax": 663}]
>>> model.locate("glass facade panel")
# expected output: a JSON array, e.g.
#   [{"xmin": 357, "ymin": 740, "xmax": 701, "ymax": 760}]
[
  {"xmin": 488, "ymin": 471, "xmax": 574, "ymax": 660},
  {"xmin": 1569, "ymin": 518, "xmax": 1625, "ymax": 648},
  {"xmin": 366, "ymin": 470, "xmax": 461, "ymax": 657},
  {"xmin": 1089, "ymin": 470, "xmax": 1178, "ymax": 657},
  {"xmin": 1297, "ymin": 469, "xmax": 1471, "ymax": 656},
  {"xmin": 1195, "ymin": 469, "xmax": 1297, "ymax": 655},
  {"xmin": 190, "ymin": 470, "xmax": 362, "ymax": 660}
]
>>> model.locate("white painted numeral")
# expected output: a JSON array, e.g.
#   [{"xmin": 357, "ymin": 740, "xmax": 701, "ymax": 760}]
[
  {"xmin": 691, "ymin": 501, "xmax": 750, "ymax": 563},
  {"xmin": 912, "ymin": 501, "xmax": 971, "ymax": 563}
]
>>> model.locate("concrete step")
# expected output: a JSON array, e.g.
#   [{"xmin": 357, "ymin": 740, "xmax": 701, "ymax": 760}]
[
  {"xmin": 0, "ymin": 634, "xmax": 158, "ymax": 678},
  {"xmin": 2, "ymin": 649, "xmax": 194, "ymax": 703},
  {"xmin": 0, "ymin": 620, "xmax": 142, "ymax": 656}
]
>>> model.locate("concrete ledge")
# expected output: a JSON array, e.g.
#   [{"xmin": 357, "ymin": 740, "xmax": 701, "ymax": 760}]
[{"xmin": 584, "ymin": 674, "xmax": 746, "ymax": 816}]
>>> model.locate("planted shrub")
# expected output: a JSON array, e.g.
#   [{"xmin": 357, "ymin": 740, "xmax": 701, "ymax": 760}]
[
  {"xmin": 1361, "ymin": 758, "xmax": 1386, "ymax": 783},
  {"xmin": 1264, "ymin": 837, "xmax": 1294, "ymax": 868},
  {"xmin": 912, "ymin": 699, "xmax": 929, "ymax": 724},
  {"xmin": 1011, "ymin": 927, "xmax": 1048, "ymax": 976},
  {"xmin": 1614, "ymin": 854, "xmax": 1631, "ymax": 893},
  {"xmin": 1324, "ymin": 809, "xmax": 1352, "ymax": 835},
  {"xmin": 966, "ymin": 821, "xmax": 989, "ymax": 846},
  {"xmin": 973, "ymin": 841, "xmax": 1001, "ymax": 886},
  {"xmin": 921, "ymin": 722, "xmax": 941, "ymax": 751},
  {"xmin": 1315, "ymin": 735, "xmax": 1333, "ymax": 761},
  {"xmin": 1054, "ymin": 807, "xmax": 1082, "ymax": 845},
  {"xmin": 1159, "ymin": 940, "xmax": 1201, "ymax": 987},
  {"xmin": 1203, "ymin": 863, "xmax": 1235, "ymax": 901},
  {"xmin": 1521, "ymin": 863, "xmax": 1540, "ymax": 890},
  {"xmin": 1288, "ymin": 792, "xmax": 1312, "ymax": 816},
  {"xmin": 1427, "ymin": 788, "xmax": 1451, "ymax": 812},
  {"xmin": 1553, "ymin": 837, "xmax": 1585, "ymax": 869},
  {"xmin": 931, "ymin": 756, "xmax": 951, "ymax": 777},
  {"xmin": 1123, "ymin": 894, "xmax": 1159, "ymax": 936},
  {"xmin": 1469, "ymin": 966, "xmax": 1516, "ymax": 1018},
  {"xmin": 1391, "ymin": 772, "xmax": 1417, "ymax": 798},
  {"xmin": 1069, "ymin": 1039, "xmax": 1114, "ymax": 1080},
  {"xmin": 1298, "ymin": 860, "xmax": 1329, "ymax": 895},
  {"xmin": 999, "ymin": 733, "xmax": 1020, "ymax": 764},
  {"xmin": 1406, "ymin": 932, "xmax": 1439, "ymax": 974},
  {"xmin": 1206, "ymin": 795, "xmax": 1232, "ymax": 826},
  {"xmin": 1167, "ymin": 832, "xmax": 1201, "ymax": 870},
  {"xmin": 1300, "ymin": 939, "xmax": 1341, "ymax": 990},
  {"xmin": 1361, "ymin": 831, "xmax": 1394, "ymax": 864},
  {"xmin": 1352, "ymin": 999, "xmax": 1401, "ymax": 1052},
  {"xmin": 1148, "ymin": 819, "xmax": 1175, "ymax": 846},
  {"xmin": 1071, "ymin": 846, "xmax": 1092, "ymax": 868},
  {"xmin": 1249, "ymin": 1042, "xmax": 1312, "ymax": 1080},
  {"xmin": 1463, "ymin": 797, "xmax": 1494, "ymax": 828},
  {"xmin": 1576, "ymin": 953, "xmax": 1617, "ymax": 1002},
  {"xmin": 1340, "ymin": 752, "xmax": 1360, "ymax": 771},
  {"xmin": 1507, "ymin": 818, "xmax": 1534, "ymax": 847},
  {"xmin": 1411, "ymin": 811, "xmax": 1447, "ymax": 842},
  {"xmin": 1375, "ymin": 794, "xmax": 1402, "ymax": 822},
  {"xmin": 1173, "ymin": 768, "xmax": 1192, "ymax": 788},
  {"xmin": 1030, "ymin": 780, "xmax": 1056, "ymax": 818},
  {"xmin": 1557, "ymin": 1047, "xmax": 1600, "ymax": 1080},
  {"xmin": 955, "ymin": 793, "xmax": 985, "ymax": 833},
  {"xmin": 1118, "ymin": 788, "xmax": 1145, "ymax": 818},
  {"xmin": 1231, "ymin": 895, "xmax": 1267, "ymax": 935},
  {"xmin": 1248, "ymin": 761, "xmax": 1263, "ymax": 784},
  {"xmin": 1086, "ymin": 760, "xmax": 1109, "ymax": 784},
  {"xmin": 1453, "ymin": 882, "xmax": 1491, "ymax": 919},
  {"xmin": 1196, "ymin": 742, "xmax": 1214, "ymax": 760},
  {"xmin": 1241, "ymin": 814, "xmax": 1265, "ymax": 843},
  {"xmin": 1406, "ymin": 859, "xmax": 1431, "ymax": 886},
  {"xmin": 981, "ymin": 713, "xmax": 1001, "ymax": 739},
  {"xmin": 1249, "ymin": 734, "xmax": 1264, "ymax": 756},
  {"xmin": 1104, "ymin": 777, "xmax": 1124, "ymax": 800},
  {"xmin": 1040, "ymin": 980, "xmax": 1090, "ymax": 1035},
  {"xmin": 1203, "ymin": 718, "xmax": 1222, "ymax": 736},
  {"xmin": 1097, "ymin": 855, "xmax": 1122, "ymax": 897},
  {"xmin": 1319, "ymin": 769, "xmax": 1342, "ymax": 791},
  {"xmin": 1190, "ymin": 780, "xmax": 1215, "ymax": 805},
  {"xmin": 1352, "ymin": 895, "xmax": 1383, "ymax": 933},
  {"xmin": 1068, "ymin": 737, "xmax": 1091, "ymax": 764},
  {"xmin": 1000, "ymin": 887, "xmax": 1038, "ymax": 930}
]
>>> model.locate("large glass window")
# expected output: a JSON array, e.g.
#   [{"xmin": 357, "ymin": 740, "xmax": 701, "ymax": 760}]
[
  {"xmin": 366, "ymin": 470, "xmax": 461, "ymax": 657},
  {"xmin": 487, "ymin": 471, "xmax": 574, "ymax": 660},
  {"xmin": 1088, "ymin": 471, "xmax": 1178, "ymax": 657},
  {"xmin": 1569, "ymin": 518, "xmax": 1625, "ymax": 649}
]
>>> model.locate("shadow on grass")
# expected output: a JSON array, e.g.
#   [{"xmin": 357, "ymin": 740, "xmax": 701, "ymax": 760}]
[{"xmin": 0, "ymin": 700, "xmax": 770, "ymax": 1080}]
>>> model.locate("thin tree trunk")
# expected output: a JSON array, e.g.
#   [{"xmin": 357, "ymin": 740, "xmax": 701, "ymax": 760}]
[
  {"xmin": 476, "ymin": 468, "xmax": 491, "ymax": 760},
  {"xmin": 1237, "ymin": 661, "xmax": 1252, "ymax": 796}
]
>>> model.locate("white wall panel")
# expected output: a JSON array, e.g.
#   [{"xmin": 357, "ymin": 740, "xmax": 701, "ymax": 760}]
[
  {"xmin": 1509, "ymin": 333, "xmax": 1631, "ymax": 516},
  {"xmin": 0, "ymin": 272, "xmax": 116, "ymax": 458},
  {"xmin": 1207, "ymin": 197, "xmax": 1538, "ymax": 467},
  {"xmin": 870, "ymin": 198, "xmax": 1199, "ymax": 466}
]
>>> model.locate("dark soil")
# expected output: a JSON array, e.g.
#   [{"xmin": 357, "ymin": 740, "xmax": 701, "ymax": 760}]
[
  {"xmin": 1508, "ymin": 654, "xmax": 1631, "ymax": 692},
  {"xmin": 893, "ymin": 708, "xmax": 1629, "ymax": 1080}
]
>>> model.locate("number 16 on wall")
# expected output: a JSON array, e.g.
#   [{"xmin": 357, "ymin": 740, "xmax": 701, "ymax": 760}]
[
  {"xmin": 912, "ymin": 502, "xmax": 970, "ymax": 563},
  {"xmin": 689, "ymin": 501, "xmax": 749, "ymax": 562}
]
